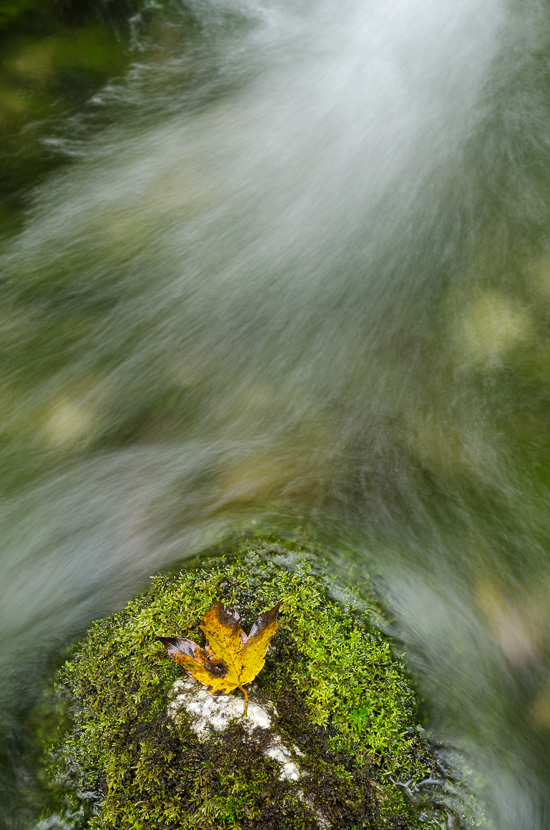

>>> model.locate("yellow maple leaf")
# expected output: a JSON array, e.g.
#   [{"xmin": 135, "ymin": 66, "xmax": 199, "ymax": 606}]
[{"xmin": 156, "ymin": 600, "xmax": 282, "ymax": 716}]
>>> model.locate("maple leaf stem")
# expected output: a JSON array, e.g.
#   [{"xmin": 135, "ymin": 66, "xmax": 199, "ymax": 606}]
[{"xmin": 239, "ymin": 685, "xmax": 249, "ymax": 717}]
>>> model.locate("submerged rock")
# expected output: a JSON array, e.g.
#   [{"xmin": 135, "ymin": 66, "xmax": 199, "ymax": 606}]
[{"xmin": 29, "ymin": 535, "xmax": 450, "ymax": 829}]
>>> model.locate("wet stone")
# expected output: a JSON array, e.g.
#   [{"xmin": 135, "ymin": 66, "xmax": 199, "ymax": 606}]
[
  {"xmin": 26, "ymin": 538, "xmax": 454, "ymax": 830},
  {"xmin": 168, "ymin": 677, "xmax": 302, "ymax": 781}
]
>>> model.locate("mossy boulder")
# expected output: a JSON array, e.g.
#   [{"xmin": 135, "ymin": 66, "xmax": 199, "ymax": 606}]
[{"xmin": 30, "ymin": 537, "xmax": 446, "ymax": 829}]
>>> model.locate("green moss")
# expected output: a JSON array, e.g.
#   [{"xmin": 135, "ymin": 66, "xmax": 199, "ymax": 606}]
[{"xmin": 31, "ymin": 535, "xmax": 447, "ymax": 829}]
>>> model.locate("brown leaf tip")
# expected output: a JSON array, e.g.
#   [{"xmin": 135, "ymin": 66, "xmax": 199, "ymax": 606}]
[
  {"xmin": 209, "ymin": 601, "xmax": 242, "ymax": 631},
  {"xmin": 248, "ymin": 599, "xmax": 283, "ymax": 640},
  {"xmin": 156, "ymin": 636, "xmax": 197, "ymax": 660}
]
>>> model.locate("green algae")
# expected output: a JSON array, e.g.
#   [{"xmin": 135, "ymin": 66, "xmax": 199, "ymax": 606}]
[{"xmin": 31, "ymin": 536, "xmax": 446, "ymax": 829}]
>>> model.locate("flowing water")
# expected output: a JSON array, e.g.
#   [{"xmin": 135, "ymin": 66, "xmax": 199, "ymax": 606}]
[{"xmin": 3, "ymin": 0, "xmax": 550, "ymax": 826}]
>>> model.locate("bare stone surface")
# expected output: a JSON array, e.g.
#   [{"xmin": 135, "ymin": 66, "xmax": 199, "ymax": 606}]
[
  {"xmin": 167, "ymin": 677, "xmax": 333, "ymax": 825},
  {"xmin": 167, "ymin": 677, "xmax": 301, "ymax": 782}
]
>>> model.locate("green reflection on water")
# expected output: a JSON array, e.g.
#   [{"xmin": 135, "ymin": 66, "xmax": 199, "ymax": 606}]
[{"xmin": 0, "ymin": 0, "xmax": 148, "ymax": 223}]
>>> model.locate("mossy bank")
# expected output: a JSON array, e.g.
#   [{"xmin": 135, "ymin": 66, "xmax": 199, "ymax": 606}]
[{"xmin": 29, "ymin": 536, "xmax": 449, "ymax": 829}]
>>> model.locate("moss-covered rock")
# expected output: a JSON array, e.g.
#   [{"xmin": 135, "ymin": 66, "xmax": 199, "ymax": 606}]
[{"xmin": 30, "ymin": 536, "xmax": 446, "ymax": 829}]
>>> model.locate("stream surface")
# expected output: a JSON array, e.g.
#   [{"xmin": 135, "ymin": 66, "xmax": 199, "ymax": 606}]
[{"xmin": 2, "ymin": 1, "xmax": 550, "ymax": 827}]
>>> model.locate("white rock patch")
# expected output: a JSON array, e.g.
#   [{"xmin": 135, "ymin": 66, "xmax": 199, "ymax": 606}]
[
  {"xmin": 167, "ymin": 677, "xmax": 300, "ymax": 781},
  {"xmin": 167, "ymin": 677, "xmax": 333, "ymax": 827}
]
